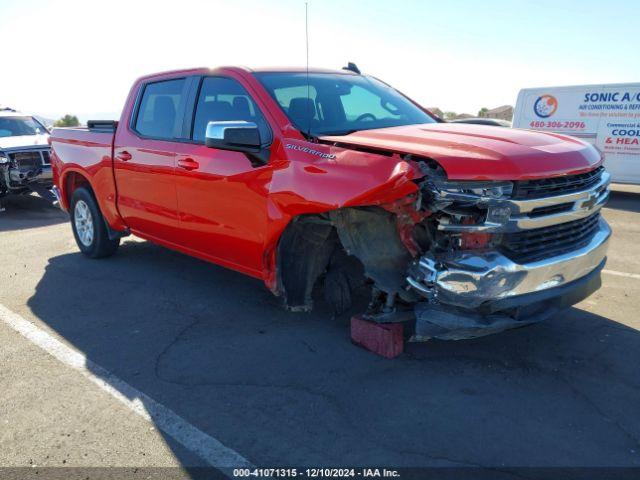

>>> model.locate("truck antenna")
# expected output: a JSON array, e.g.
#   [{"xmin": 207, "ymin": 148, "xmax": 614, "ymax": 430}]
[
  {"xmin": 342, "ymin": 62, "xmax": 361, "ymax": 75},
  {"xmin": 305, "ymin": 1, "xmax": 312, "ymax": 138}
]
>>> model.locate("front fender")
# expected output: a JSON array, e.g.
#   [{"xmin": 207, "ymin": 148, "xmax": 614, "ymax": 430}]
[
  {"xmin": 261, "ymin": 141, "xmax": 422, "ymax": 290},
  {"xmin": 268, "ymin": 143, "xmax": 420, "ymax": 216}
]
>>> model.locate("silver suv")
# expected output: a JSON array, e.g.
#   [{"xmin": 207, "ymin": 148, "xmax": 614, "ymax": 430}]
[{"xmin": 0, "ymin": 108, "xmax": 53, "ymax": 207}]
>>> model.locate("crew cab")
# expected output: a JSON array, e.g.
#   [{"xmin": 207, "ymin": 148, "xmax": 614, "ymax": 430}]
[
  {"xmin": 50, "ymin": 66, "xmax": 611, "ymax": 340},
  {"xmin": 0, "ymin": 108, "xmax": 53, "ymax": 206}
]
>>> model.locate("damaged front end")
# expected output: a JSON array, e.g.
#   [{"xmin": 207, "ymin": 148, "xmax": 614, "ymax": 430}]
[
  {"xmin": 276, "ymin": 205, "xmax": 420, "ymax": 315},
  {"xmin": 405, "ymin": 160, "xmax": 611, "ymax": 340},
  {"xmin": 275, "ymin": 153, "xmax": 611, "ymax": 341},
  {"xmin": 0, "ymin": 149, "xmax": 52, "ymax": 202}
]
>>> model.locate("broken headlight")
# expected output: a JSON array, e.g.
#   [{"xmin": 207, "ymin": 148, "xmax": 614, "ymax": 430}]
[
  {"xmin": 426, "ymin": 179, "xmax": 514, "ymax": 232},
  {"xmin": 433, "ymin": 180, "xmax": 513, "ymax": 200}
]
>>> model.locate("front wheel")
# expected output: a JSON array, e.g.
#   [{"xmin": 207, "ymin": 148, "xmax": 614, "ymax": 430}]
[{"xmin": 70, "ymin": 186, "xmax": 119, "ymax": 258}]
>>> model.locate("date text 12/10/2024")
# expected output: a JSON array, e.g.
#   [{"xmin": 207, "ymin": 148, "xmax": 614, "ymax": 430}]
[{"xmin": 233, "ymin": 468, "xmax": 401, "ymax": 478}]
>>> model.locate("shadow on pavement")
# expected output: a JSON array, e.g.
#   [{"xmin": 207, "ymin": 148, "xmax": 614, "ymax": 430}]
[
  {"xmin": 607, "ymin": 191, "xmax": 640, "ymax": 214},
  {"xmin": 27, "ymin": 239, "xmax": 640, "ymax": 470},
  {"xmin": 0, "ymin": 194, "xmax": 67, "ymax": 232}
]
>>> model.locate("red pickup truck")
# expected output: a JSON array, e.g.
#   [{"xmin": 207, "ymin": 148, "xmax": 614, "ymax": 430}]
[{"xmin": 50, "ymin": 66, "xmax": 611, "ymax": 339}]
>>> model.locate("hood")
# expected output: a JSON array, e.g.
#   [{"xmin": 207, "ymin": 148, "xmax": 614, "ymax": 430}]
[
  {"xmin": 320, "ymin": 123, "xmax": 602, "ymax": 180},
  {"xmin": 0, "ymin": 134, "xmax": 50, "ymax": 151}
]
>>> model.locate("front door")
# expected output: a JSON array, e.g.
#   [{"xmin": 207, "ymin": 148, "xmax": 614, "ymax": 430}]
[{"xmin": 172, "ymin": 76, "xmax": 275, "ymax": 276}]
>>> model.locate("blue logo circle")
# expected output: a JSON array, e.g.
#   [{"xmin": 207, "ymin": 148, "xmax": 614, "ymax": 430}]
[{"xmin": 534, "ymin": 95, "xmax": 558, "ymax": 118}]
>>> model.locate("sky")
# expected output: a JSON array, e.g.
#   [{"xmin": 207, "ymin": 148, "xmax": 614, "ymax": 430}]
[{"xmin": 1, "ymin": 0, "xmax": 639, "ymax": 122}]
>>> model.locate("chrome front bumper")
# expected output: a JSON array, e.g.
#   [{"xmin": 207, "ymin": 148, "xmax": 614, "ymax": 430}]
[{"xmin": 407, "ymin": 217, "xmax": 611, "ymax": 310}]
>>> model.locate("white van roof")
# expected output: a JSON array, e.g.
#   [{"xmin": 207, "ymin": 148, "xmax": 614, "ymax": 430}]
[{"xmin": 518, "ymin": 82, "xmax": 640, "ymax": 92}]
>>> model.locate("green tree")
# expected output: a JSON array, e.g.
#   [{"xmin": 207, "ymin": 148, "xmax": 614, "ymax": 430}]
[
  {"xmin": 443, "ymin": 111, "xmax": 458, "ymax": 120},
  {"xmin": 478, "ymin": 107, "xmax": 489, "ymax": 118},
  {"xmin": 54, "ymin": 115, "xmax": 80, "ymax": 127}
]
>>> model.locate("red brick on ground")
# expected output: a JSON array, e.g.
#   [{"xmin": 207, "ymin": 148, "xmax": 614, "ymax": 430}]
[{"xmin": 350, "ymin": 315, "xmax": 404, "ymax": 359}]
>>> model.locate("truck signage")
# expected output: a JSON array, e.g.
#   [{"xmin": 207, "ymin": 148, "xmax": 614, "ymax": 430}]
[{"xmin": 514, "ymin": 83, "xmax": 640, "ymax": 184}]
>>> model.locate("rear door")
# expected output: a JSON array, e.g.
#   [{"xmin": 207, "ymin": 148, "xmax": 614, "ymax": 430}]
[
  {"xmin": 171, "ymin": 75, "xmax": 275, "ymax": 276},
  {"xmin": 113, "ymin": 77, "xmax": 190, "ymax": 244}
]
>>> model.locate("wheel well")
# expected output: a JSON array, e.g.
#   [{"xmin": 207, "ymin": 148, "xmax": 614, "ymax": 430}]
[
  {"xmin": 64, "ymin": 172, "xmax": 92, "ymax": 206},
  {"xmin": 276, "ymin": 207, "xmax": 415, "ymax": 313},
  {"xmin": 276, "ymin": 214, "xmax": 342, "ymax": 312}
]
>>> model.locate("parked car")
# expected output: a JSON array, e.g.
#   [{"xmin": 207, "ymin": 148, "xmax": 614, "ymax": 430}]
[
  {"xmin": 50, "ymin": 66, "xmax": 611, "ymax": 340},
  {"xmin": 513, "ymin": 82, "xmax": 640, "ymax": 184},
  {"xmin": 0, "ymin": 108, "xmax": 53, "ymax": 207},
  {"xmin": 450, "ymin": 117, "xmax": 512, "ymax": 127}
]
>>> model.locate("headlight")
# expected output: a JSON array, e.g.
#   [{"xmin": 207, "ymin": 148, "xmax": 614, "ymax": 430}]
[
  {"xmin": 427, "ymin": 179, "xmax": 514, "ymax": 227},
  {"xmin": 0, "ymin": 155, "xmax": 8, "ymax": 165},
  {"xmin": 433, "ymin": 180, "xmax": 513, "ymax": 200}
]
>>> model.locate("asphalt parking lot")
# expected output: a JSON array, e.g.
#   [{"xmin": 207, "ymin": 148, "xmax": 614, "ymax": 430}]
[{"xmin": 1, "ymin": 187, "xmax": 639, "ymax": 473}]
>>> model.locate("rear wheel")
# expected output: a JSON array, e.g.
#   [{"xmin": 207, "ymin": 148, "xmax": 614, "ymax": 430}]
[{"xmin": 70, "ymin": 186, "xmax": 119, "ymax": 258}]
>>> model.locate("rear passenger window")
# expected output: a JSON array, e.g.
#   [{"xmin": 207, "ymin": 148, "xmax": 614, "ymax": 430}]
[
  {"xmin": 134, "ymin": 78, "xmax": 186, "ymax": 139},
  {"xmin": 192, "ymin": 77, "xmax": 271, "ymax": 144}
]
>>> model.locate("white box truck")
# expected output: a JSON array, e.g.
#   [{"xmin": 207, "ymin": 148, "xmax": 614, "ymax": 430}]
[{"xmin": 513, "ymin": 83, "xmax": 640, "ymax": 184}]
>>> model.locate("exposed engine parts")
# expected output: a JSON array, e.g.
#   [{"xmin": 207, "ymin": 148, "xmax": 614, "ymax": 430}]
[
  {"xmin": 0, "ymin": 150, "xmax": 53, "ymax": 204},
  {"xmin": 0, "ymin": 111, "xmax": 53, "ymax": 206}
]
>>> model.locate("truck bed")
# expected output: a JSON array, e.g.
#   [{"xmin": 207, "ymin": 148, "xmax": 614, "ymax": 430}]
[{"xmin": 50, "ymin": 125, "xmax": 121, "ymax": 227}]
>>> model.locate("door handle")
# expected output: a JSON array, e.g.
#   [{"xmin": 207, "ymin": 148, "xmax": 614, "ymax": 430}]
[
  {"xmin": 177, "ymin": 158, "xmax": 199, "ymax": 171},
  {"xmin": 116, "ymin": 151, "xmax": 132, "ymax": 161}
]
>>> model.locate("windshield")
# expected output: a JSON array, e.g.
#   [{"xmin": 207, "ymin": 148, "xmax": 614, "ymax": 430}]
[
  {"xmin": 255, "ymin": 72, "xmax": 436, "ymax": 136},
  {"xmin": 0, "ymin": 116, "xmax": 48, "ymax": 137}
]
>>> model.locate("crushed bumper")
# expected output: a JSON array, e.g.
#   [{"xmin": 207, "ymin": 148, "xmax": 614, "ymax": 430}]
[
  {"xmin": 407, "ymin": 218, "xmax": 611, "ymax": 312},
  {"xmin": 412, "ymin": 259, "xmax": 605, "ymax": 340}
]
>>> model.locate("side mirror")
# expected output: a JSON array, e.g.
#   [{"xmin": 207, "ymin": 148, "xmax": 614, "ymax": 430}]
[{"xmin": 205, "ymin": 121, "xmax": 261, "ymax": 151}]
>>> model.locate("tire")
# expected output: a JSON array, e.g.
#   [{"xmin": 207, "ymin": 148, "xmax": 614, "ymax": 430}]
[{"xmin": 70, "ymin": 186, "xmax": 120, "ymax": 258}]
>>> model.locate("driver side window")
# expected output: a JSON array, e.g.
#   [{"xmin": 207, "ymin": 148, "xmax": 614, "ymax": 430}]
[{"xmin": 192, "ymin": 77, "xmax": 272, "ymax": 144}]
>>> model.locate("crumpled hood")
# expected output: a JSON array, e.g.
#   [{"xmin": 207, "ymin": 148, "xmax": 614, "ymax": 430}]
[
  {"xmin": 0, "ymin": 134, "xmax": 49, "ymax": 151},
  {"xmin": 320, "ymin": 123, "xmax": 602, "ymax": 180}
]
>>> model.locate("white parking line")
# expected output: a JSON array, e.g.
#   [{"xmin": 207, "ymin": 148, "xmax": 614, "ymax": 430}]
[
  {"xmin": 0, "ymin": 303, "xmax": 252, "ymax": 472},
  {"xmin": 603, "ymin": 269, "xmax": 640, "ymax": 280}
]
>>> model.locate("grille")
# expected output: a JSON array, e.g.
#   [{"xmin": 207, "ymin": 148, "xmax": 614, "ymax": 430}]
[
  {"xmin": 512, "ymin": 166, "xmax": 604, "ymax": 200},
  {"xmin": 9, "ymin": 151, "xmax": 43, "ymax": 172},
  {"xmin": 528, "ymin": 202, "xmax": 574, "ymax": 218},
  {"xmin": 500, "ymin": 212, "xmax": 601, "ymax": 263},
  {"xmin": 8, "ymin": 150, "xmax": 50, "ymax": 170}
]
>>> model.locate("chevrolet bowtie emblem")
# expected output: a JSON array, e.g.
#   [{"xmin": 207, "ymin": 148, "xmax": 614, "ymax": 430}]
[{"xmin": 581, "ymin": 192, "xmax": 599, "ymax": 210}]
